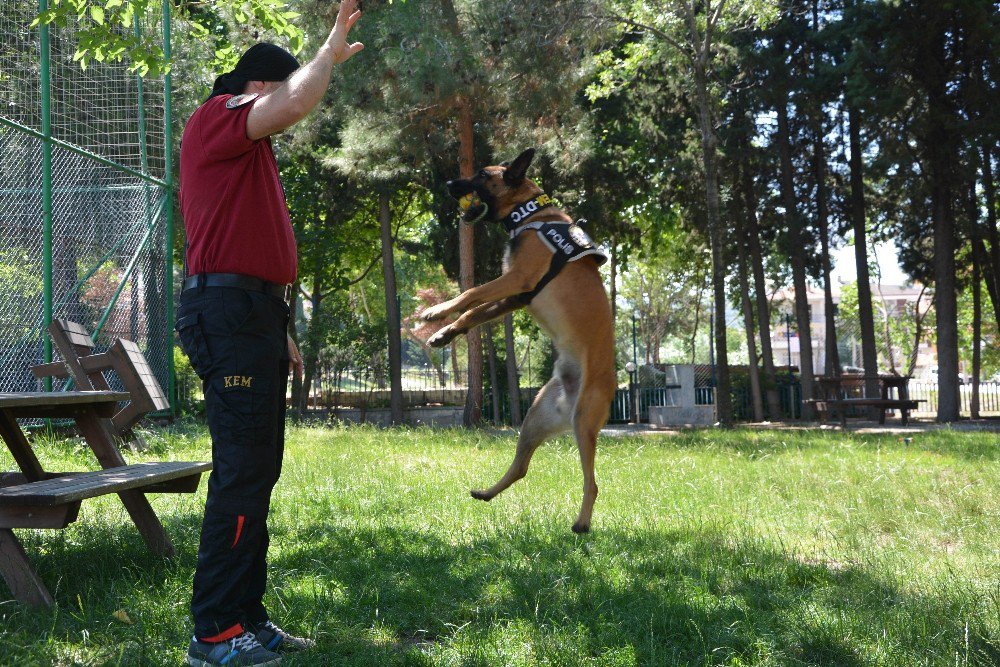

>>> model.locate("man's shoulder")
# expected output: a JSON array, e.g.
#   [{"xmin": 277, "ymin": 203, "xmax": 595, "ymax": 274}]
[
  {"xmin": 189, "ymin": 94, "xmax": 259, "ymax": 121},
  {"xmin": 224, "ymin": 93, "xmax": 259, "ymax": 109}
]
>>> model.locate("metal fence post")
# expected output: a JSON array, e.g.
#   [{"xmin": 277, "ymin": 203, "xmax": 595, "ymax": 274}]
[
  {"xmin": 163, "ymin": 1, "xmax": 176, "ymax": 418},
  {"xmin": 38, "ymin": 0, "xmax": 53, "ymax": 390}
]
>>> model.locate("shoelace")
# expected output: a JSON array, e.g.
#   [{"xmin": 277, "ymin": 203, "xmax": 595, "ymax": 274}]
[
  {"xmin": 263, "ymin": 621, "xmax": 285, "ymax": 636},
  {"xmin": 230, "ymin": 631, "xmax": 264, "ymax": 653}
]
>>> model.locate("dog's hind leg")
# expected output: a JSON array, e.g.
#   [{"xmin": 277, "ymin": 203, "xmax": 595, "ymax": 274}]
[
  {"xmin": 471, "ymin": 376, "xmax": 571, "ymax": 502},
  {"xmin": 569, "ymin": 372, "xmax": 614, "ymax": 534}
]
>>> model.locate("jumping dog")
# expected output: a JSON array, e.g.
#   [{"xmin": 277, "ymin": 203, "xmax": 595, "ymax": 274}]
[{"xmin": 421, "ymin": 148, "xmax": 615, "ymax": 533}]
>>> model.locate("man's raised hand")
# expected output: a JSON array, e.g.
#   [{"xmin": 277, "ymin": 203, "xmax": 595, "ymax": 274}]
[{"xmin": 328, "ymin": 0, "xmax": 364, "ymax": 64}]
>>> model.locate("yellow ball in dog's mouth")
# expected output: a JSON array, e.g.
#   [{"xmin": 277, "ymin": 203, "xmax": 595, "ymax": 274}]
[{"xmin": 458, "ymin": 192, "xmax": 480, "ymax": 211}]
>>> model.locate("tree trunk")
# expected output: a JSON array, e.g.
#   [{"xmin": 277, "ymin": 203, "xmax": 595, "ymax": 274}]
[
  {"xmin": 504, "ymin": 313, "xmax": 522, "ymax": 426},
  {"xmin": 609, "ymin": 241, "xmax": 618, "ymax": 327},
  {"xmin": 814, "ymin": 134, "xmax": 840, "ymax": 376},
  {"xmin": 926, "ymin": 49, "xmax": 960, "ymax": 422},
  {"xmin": 693, "ymin": 58, "xmax": 732, "ymax": 426},
  {"xmin": 298, "ymin": 275, "xmax": 323, "ymax": 414},
  {"xmin": 972, "ymin": 247, "xmax": 981, "ymax": 419},
  {"xmin": 485, "ymin": 324, "xmax": 501, "ymax": 424},
  {"xmin": 978, "ymin": 145, "xmax": 1000, "ymax": 327},
  {"xmin": 776, "ymin": 97, "xmax": 816, "ymax": 418},
  {"xmin": 379, "ymin": 191, "xmax": 404, "ymax": 425},
  {"xmin": 449, "ymin": 340, "xmax": 460, "ymax": 385},
  {"xmin": 440, "ymin": 0, "xmax": 483, "ymax": 426},
  {"xmin": 848, "ymin": 105, "xmax": 881, "ymax": 404},
  {"xmin": 690, "ymin": 280, "xmax": 704, "ymax": 365},
  {"xmin": 457, "ymin": 100, "xmax": 483, "ymax": 426},
  {"xmin": 931, "ymin": 178, "xmax": 960, "ymax": 421},
  {"xmin": 288, "ymin": 279, "xmax": 302, "ymax": 419},
  {"xmin": 811, "ymin": 0, "xmax": 839, "ymax": 379},
  {"xmin": 736, "ymin": 229, "xmax": 764, "ymax": 422},
  {"xmin": 738, "ymin": 137, "xmax": 782, "ymax": 418}
]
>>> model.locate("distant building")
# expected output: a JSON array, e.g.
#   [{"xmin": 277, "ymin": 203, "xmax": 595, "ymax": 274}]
[{"xmin": 771, "ymin": 283, "xmax": 936, "ymax": 377}]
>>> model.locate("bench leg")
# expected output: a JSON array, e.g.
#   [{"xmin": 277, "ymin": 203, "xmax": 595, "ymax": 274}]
[
  {"xmin": 117, "ymin": 490, "xmax": 176, "ymax": 557},
  {"xmin": 0, "ymin": 529, "xmax": 53, "ymax": 608},
  {"xmin": 878, "ymin": 408, "xmax": 887, "ymax": 425},
  {"xmin": 75, "ymin": 413, "xmax": 176, "ymax": 558},
  {"xmin": 901, "ymin": 410, "xmax": 909, "ymax": 426}
]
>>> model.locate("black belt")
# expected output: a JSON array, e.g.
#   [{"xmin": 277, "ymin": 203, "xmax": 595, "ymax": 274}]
[{"xmin": 182, "ymin": 273, "xmax": 288, "ymax": 300}]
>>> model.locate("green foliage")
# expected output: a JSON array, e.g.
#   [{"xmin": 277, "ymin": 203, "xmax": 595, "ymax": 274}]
[
  {"xmin": 0, "ymin": 247, "xmax": 43, "ymax": 346},
  {"xmin": 836, "ymin": 281, "xmax": 935, "ymax": 376},
  {"xmin": 617, "ymin": 207, "xmax": 711, "ymax": 364},
  {"xmin": 172, "ymin": 343, "xmax": 202, "ymax": 416},
  {"xmin": 32, "ymin": 0, "xmax": 304, "ymax": 75}
]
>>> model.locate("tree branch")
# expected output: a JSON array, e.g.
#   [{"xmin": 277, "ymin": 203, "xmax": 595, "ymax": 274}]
[{"xmin": 594, "ymin": 12, "xmax": 695, "ymax": 63}]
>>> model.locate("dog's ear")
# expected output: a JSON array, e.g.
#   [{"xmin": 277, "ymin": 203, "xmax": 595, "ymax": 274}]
[{"xmin": 503, "ymin": 148, "xmax": 535, "ymax": 185}]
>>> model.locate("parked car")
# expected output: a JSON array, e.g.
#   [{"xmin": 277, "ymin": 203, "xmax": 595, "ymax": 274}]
[{"xmin": 925, "ymin": 367, "xmax": 970, "ymax": 385}]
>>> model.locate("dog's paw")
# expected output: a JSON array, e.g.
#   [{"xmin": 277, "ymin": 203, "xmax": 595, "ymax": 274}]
[
  {"xmin": 571, "ymin": 521, "xmax": 591, "ymax": 534},
  {"xmin": 470, "ymin": 489, "xmax": 492, "ymax": 502},
  {"xmin": 421, "ymin": 303, "xmax": 451, "ymax": 322},
  {"xmin": 428, "ymin": 326, "xmax": 456, "ymax": 348}
]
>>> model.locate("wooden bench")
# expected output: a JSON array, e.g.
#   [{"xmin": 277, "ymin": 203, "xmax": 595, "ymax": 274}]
[
  {"xmin": 0, "ymin": 391, "xmax": 210, "ymax": 607},
  {"xmin": 30, "ymin": 319, "xmax": 170, "ymax": 444},
  {"xmin": 807, "ymin": 398, "xmax": 923, "ymax": 427},
  {"xmin": 810, "ymin": 374, "xmax": 926, "ymax": 427},
  {"xmin": 0, "ymin": 462, "xmax": 211, "ymax": 530}
]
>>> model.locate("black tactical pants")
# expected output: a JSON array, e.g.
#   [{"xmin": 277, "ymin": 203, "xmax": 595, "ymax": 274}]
[{"xmin": 176, "ymin": 285, "xmax": 289, "ymax": 640}]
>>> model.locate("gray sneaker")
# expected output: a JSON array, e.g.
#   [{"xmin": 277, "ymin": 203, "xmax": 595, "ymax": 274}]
[
  {"xmin": 186, "ymin": 631, "xmax": 282, "ymax": 666},
  {"xmin": 252, "ymin": 621, "xmax": 316, "ymax": 652}
]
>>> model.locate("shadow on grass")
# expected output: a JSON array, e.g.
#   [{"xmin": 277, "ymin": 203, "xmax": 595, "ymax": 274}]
[
  {"xmin": 266, "ymin": 521, "xmax": 1000, "ymax": 666},
  {"xmin": 2, "ymin": 510, "xmax": 998, "ymax": 666}
]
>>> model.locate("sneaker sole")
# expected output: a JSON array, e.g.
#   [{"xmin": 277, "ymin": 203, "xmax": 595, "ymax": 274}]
[{"xmin": 186, "ymin": 655, "xmax": 282, "ymax": 667}]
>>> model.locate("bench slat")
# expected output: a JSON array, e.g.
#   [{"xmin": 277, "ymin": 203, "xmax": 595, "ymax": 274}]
[
  {"xmin": 0, "ymin": 462, "xmax": 211, "ymax": 506},
  {"xmin": 0, "ymin": 392, "xmax": 129, "ymax": 409},
  {"xmin": 0, "ymin": 503, "xmax": 81, "ymax": 529},
  {"xmin": 832, "ymin": 399, "xmax": 922, "ymax": 407}
]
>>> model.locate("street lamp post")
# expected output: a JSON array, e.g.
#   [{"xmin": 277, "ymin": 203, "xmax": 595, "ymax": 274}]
[
  {"xmin": 784, "ymin": 312, "xmax": 795, "ymax": 418},
  {"xmin": 625, "ymin": 360, "xmax": 637, "ymax": 425},
  {"xmin": 631, "ymin": 311, "xmax": 639, "ymax": 424}
]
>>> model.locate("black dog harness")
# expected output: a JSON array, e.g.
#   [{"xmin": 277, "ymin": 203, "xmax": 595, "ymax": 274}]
[{"xmin": 511, "ymin": 219, "xmax": 608, "ymax": 305}]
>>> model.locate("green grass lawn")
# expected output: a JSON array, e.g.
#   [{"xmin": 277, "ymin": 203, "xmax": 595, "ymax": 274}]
[{"xmin": 0, "ymin": 424, "xmax": 998, "ymax": 666}]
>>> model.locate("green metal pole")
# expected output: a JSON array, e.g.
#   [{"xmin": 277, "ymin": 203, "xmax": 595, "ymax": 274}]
[
  {"xmin": 163, "ymin": 1, "xmax": 177, "ymax": 417},
  {"xmin": 92, "ymin": 196, "xmax": 166, "ymax": 338},
  {"xmin": 135, "ymin": 21, "xmax": 153, "ymax": 223},
  {"xmin": 0, "ymin": 117, "xmax": 168, "ymax": 187},
  {"xmin": 39, "ymin": 0, "xmax": 53, "ymax": 391}
]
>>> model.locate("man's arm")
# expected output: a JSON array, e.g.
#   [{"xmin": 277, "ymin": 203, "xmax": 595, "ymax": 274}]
[{"xmin": 246, "ymin": 0, "xmax": 363, "ymax": 140}]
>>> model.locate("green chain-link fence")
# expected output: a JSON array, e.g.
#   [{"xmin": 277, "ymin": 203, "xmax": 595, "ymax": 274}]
[{"xmin": 0, "ymin": 1, "xmax": 174, "ymax": 410}]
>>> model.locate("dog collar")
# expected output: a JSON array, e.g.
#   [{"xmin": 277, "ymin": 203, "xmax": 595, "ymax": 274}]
[{"xmin": 502, "ymin": 194, "xmax": 556, "ymax": 233}]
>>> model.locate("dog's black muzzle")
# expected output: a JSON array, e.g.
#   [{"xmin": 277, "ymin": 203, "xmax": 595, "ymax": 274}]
[{"xmin": 446, "ymin": 179, "xmax": 474, "ymax": 198}]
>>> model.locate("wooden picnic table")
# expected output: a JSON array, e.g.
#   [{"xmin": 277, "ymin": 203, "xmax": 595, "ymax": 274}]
[
  {"xmin": 0, "ymin": 391, "xmax": 210, "ymax": 608},
  {"xmin": 810, "ymin": 375, "xmax": 923, "ymax": 426}
]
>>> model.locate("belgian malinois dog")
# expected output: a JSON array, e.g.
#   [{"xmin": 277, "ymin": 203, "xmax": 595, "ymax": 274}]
[{"xmin": 421, "ymin": 148, "xmax": 615, "ymax": 533}]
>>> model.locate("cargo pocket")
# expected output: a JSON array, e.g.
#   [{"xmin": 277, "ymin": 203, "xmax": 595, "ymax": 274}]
[
  {"xmin": 175, "ymin": 313, "xmax": 211, "ymax": 378},
  {"xmin": 212, "ymin": 376, "xmax": 272, "ymax": 448}
]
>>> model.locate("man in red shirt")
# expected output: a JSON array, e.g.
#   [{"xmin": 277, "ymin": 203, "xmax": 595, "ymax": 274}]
[{"xmin": 175, "ymin": 3, "xmax": 363, "ymax": 665}]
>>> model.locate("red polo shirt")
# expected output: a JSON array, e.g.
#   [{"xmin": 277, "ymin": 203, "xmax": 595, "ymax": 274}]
[{"xmin": 179, "ymin": 94, "xmax": 297, "ymax": 285}]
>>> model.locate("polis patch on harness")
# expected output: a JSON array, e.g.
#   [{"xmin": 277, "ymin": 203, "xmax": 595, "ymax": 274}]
[
  {"xmin": 225, "ymin": 93, "xmax": 259, "ymax": 109},
  {"xmin": 512, "ymin": 221, "xmax": 608, "ymax": 305}
]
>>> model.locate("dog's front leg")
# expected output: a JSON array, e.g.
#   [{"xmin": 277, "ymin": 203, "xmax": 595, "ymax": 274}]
[
  {"xmin": 421, "ymin": 269, "xmax": 541, "ymax": 322},
  {"xmin": 428, "ymin": 298, "xmax": 522, "ymax": 348}
]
